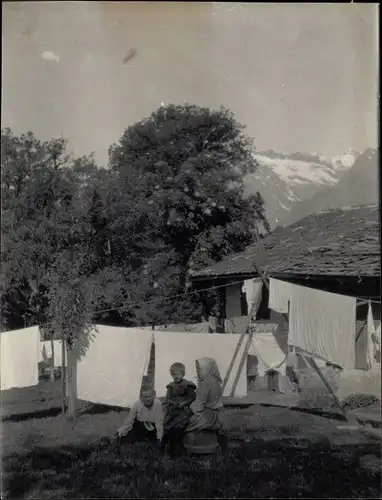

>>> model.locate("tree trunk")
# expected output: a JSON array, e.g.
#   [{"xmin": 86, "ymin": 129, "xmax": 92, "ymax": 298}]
[
  {"xmin": 50, "ymin": 338, "xmax": 55, "ymax": 381},
  {"xmin": 66, "ymin": 343, "xmax": 76, "ymax": 419},
  {"xmin": 61, "ymin": 334, "xmax": 66, "ymax": 414}
]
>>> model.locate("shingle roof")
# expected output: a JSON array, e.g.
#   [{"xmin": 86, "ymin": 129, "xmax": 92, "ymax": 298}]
[{"xmin": 191, "ymin": 204, "xmax": 380, "ymax": 279}]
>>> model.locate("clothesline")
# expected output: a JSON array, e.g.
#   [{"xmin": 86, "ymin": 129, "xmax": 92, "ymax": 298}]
[{"xmin": 18, "ymin": 278, "xmax": 382, "ymax": 331}]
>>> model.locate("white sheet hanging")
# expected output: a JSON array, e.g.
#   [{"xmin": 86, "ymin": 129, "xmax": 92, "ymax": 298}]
[
  {"xmin": 53, "ymin": 340, "xmax": 67, "ymax": 367},
  {"xmin": 269, "ymin": 278, "xmax": 292, "ymax": 314},
  {"xmin": 154, "ymin": 331, "xmax": 247, "ymax": 398},
  {"xmin": 289, "ymin": 285, "xmax": 356, "ymax": 369},
  {"xmin": 373, "ymin": 322, "xmax": 381, "ymax": 355},
  {"xmin": 248, "ymin": 331, "xmax": 287, "ymax": 376},
  {"xmin": 76, "ymin": 325, "xmax": 153, "ymax": 408},
  {"xmin": 367, "ymin": 301, "xmax": 376, "ymax": 369},
  {"xmin": 243, "ymin": 278, "xmax": 263, "ymax": 317},
  {"xmin": 0, "ymin": 326, "xmax": 40, "ymax": 390}
]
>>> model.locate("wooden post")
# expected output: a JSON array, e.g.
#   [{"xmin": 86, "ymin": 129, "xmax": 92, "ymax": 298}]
[
  {"xmin": 61, "ymin": 333, "xmax": 66, "ymax": 414},
  {"xmin": 50, "ymin": 337, "xmax": 55, "ymax": 382},
  {"xmin": 216, "ymin": 286, "xmax": 226, "ymax": 333}
]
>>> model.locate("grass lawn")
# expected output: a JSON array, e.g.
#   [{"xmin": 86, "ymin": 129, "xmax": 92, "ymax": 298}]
[{"xmin": 1, "ymin": 380, "xmax": 381, "ymax": 499}]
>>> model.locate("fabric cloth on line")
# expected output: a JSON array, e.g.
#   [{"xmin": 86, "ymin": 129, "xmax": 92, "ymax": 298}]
[
  {"xmin": 289, "ymin": 285, "xmax": 356, "ymax": 369},
  {"xmin": 248, "ymin": 331, "xmax": 287, "ymax": 376},
  {"xmin": 154, "ymin": 332, "xmax": 247, "ymax": 398},
  {"xmin": 117, "ymin": 398, "xmax": 163, "ymax": 441},
  {"xmin": 373, "ymin": 322, "xmax": 381, "ymax": 357},
  {"xmin": 1, "ymin": 326, "xmax": 40, "ymax": 391},
  {"xmin": 224, "ymin": 316, "xmax": 249, "ymax": 334},
  {"xmin": 53, "ymin": 340, "xmax": 67, "ymax": 367},
  {"xmin": 269, "ymin": 278, "xmax": 293, "ymax": 314},
  {"xmin": 76, "ymin": 325, "xmax": 153, "ymax": 408},
  {"xmin": 39, "ymin": 341, "xmax": 53, "ymax": 363},
  {"xmin": 186, "ymin": 357, "xmax": 223, "ymax": 433},
  {"xmin": 367, "ymin": 301, "xmax": 377, "ymax": 369},
  {"xmin": 243, "ymin": 278, "xmax": 263, "ymax": 318}
]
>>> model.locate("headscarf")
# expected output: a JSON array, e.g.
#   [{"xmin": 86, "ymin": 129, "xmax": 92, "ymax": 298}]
[{"xmin": 196, "ymin": 357, "xmax": 222, "ymax": 383}]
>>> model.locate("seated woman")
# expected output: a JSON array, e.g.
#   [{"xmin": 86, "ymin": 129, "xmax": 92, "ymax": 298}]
[{"xmin": 185, "ymin": 357, "xmax": 228, "ymax": 453}]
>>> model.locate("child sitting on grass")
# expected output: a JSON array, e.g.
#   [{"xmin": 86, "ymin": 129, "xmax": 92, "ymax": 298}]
[
  {"xmin": 108, "ymin": 388, "xmax": 163, "ymax": 450},
  {"xmin": 161, "ymin": 362, "xmax": 196, "ymax": 456}
]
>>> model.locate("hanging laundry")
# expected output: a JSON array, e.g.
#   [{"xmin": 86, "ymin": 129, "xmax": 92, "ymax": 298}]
[
  {"xmin": 44, "ymin": 341, "xmax": 53, "ymax": 359},
  {"xmin": 154, "ymin": 331, "xmax": 247, "ymax": 398},
  {"xmin": 141, "ymin": 323, "xmax": 210, "ymax": 333},
  {"xmin": 269, "ymin": 278, "xmax": 292, "ymax": 314},
  {"xmin": 224, "ymin": 316, "xmax": 249, "ymax": 334},
  {"xmin": 53, "ymin": 340, "xmax": 67, "ymax": 367},
  {"xmin": 248, "ymin": 331, "xmax": 287, "ymax": 376},
  {"xmin": 0, "ymin": 326, "xmax": 40, "ymax": 391},
  {"xmin": 289, "ymin": 285, "xmax": 356, "ymax": 369},
  {"xmin": 367, "ymin": 302, "xmax": 377, "ymax": 369},
  {"xmin": 208, "ymin": 316, "xmax": 218, "ymax": 332},
  {"xmin": 162, "ymin": 322, "xmax": 210, "ymax": 333},
  {"xmin": 373, "ymin": 322, "xmax": 381, "ymax": 356},
  {"xmin": 39, "ymin": 343, "xmax": 48, "ymax": 363},
  {"xmin": 76, "ymin": 325, "xmax": 153, "ymax": 408},
  {"xmin": 243, "ymin": 278, "xmax": 263, "ymax": 318},
  {"xmin": 38, "ymin": 341, "xmax": 53, "ymax": 363}
]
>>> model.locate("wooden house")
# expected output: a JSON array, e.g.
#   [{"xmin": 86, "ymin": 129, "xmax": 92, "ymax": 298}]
[{"xmin": 190, "ymin": 204, "xmax": 381, "ymax": 396}]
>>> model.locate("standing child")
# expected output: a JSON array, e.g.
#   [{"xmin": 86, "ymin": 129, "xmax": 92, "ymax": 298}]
[
  {"xmin": 161, "ymin": 362, "xmax": 196, "ymax": 456},
  {"xmin": 110, "ymin": 388, "xmax": 163, "ymax": 451}
]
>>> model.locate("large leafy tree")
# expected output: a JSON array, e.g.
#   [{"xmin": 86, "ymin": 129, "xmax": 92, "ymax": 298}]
[
  {"xmin": 0, "ymin": 129, "xmax": 117, "ymax": 334},
  {"xmin": 108, "ymin": 104, "xmax": 269, "ymax": 324}
]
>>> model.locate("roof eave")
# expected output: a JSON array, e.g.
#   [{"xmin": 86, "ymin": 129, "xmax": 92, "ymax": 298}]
[{"xmin": 190, "ymin": 271, "xmax": 381, "ymax": 283}]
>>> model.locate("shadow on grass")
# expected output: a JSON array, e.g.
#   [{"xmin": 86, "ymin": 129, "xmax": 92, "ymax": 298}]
[
  {"xmin": 1, "ymin": 407, "xmax": 63, "ymax": 422},
  {"xmin": 3, "ymin": 434, "xmax": 381, "ymax": 499},
  {"xmin": 2, "ymin": 403, "xmax": 125, "ymax": 423}
]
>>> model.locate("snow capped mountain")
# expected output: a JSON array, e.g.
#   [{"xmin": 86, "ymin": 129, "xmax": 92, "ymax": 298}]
[
  {"xmin": 283, "ymin": 148, "xmax": 379, "ymax": 226},
  {"xmin": 244, "ymin": 149, "xmax": 360, "ymax": 227}
]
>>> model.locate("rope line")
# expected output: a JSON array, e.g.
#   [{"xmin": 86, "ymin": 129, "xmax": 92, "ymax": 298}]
[{"xmin": 8, "ymin": 278, "xmax": 381, "ymax": 331}]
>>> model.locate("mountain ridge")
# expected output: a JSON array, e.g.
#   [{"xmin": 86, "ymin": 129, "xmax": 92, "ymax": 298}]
[{"xmin": 244, "ymin": 148, "xmax": 360, "ymax": 227}]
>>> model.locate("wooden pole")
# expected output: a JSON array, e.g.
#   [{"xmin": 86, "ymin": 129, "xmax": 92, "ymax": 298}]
[
  {"xmin": 230, "ymin": 330, "xmax": 253, "ymax": 397},
  {"xmin": 216, "ymin": 286, "xmax": 226, "ymax": 333},
  {"xmin": 222, "ymin": 269, "xmax": 268, "ymax": 395},
  {"xmin": 221, "ymin": 333, "xmax": 245, "ymax": 393},
  {"xmin": 303, "ymin": 354, "xmax": 346, "ymax": 417}
]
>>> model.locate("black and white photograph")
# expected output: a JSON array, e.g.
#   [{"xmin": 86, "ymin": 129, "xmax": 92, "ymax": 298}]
[{"xmin": 1, "ymin": 2, "xmax": 380, "ymax": 498}]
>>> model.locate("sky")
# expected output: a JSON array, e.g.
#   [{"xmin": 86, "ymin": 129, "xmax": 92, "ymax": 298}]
[{"xmin": 2, "ymin": 2, "xmax": 379, "ymax": 166}]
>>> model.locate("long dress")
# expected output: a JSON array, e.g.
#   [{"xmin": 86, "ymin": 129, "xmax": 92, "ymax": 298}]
[
  {"xmin": 163, "ymin": 379, "xmax": 196, "ymax": 431},
  {"xmin": 186, "ymin": 374, "xmax": 223, "ymax": 433}
]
